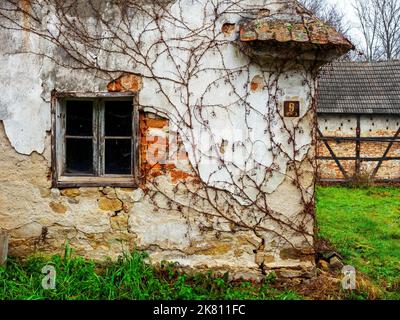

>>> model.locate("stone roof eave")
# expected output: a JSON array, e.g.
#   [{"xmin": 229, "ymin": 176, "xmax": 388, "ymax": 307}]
[{"xmin": 239, "ymin": 18, "xmax": 354, "ymax": 61}]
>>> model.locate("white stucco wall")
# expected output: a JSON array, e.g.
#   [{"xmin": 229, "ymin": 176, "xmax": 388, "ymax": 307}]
[
  {"xmin": 319, "ymin": 114, "xmax": 400, "ymax": 136},
  {"xmin": 0, "ymin": 0, "xmax": 315, "ymax": 197},
  {"xmin": 0, "ymin": 0, "xmax": 332, "ymax": 278}
]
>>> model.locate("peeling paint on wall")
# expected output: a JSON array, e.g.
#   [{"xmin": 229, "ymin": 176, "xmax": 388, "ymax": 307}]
[{"xmin": 0, "ymin": 0, "xmax": 351, "ymax": 278}]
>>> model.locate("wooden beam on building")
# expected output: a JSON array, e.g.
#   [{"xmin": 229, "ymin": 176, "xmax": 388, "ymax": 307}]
[
  {"xmin": 318, "ymin": 156, "xmax": 400, "ymax": 161},
  {"xmin": 355, "ymin": 115, "xmax": 361, "ymax": 176},
  {"xmin": 317, "ymin": 128, "xmax": 349, "ymax": 180},
  {"xmin": 319, "ymin": 137, "xmax": 400, "ymax": 142},
  {"xmin": 370, "ymin": 126, "xmax": 400, "ymax": 179}
]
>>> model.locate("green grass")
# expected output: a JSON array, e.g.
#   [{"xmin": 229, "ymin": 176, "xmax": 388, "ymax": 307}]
[
  {"xmin": 0, "ymin": 246, "xmax": 300, "ymax": 300},
  {"xmin": 316, "ymin": 186, "xmax": 400, "ymax": 298}
]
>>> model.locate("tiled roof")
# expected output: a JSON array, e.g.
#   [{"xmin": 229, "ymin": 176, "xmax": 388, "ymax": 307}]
[
  {"xmin": 317, "ymin": 60, "xmax": 400, "ymax": 115},
  {"xmin": 239, "ymin": 1, "xmax": 353, "ymax": 53}
]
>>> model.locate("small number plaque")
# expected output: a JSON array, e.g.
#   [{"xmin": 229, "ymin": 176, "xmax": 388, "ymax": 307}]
[{"xmin": 284, "ymin": 101, "xmax": 300, "ymax": 117}]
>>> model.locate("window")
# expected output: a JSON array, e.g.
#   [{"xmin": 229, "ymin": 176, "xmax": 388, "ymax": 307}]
[{"xmin": 52, "ymin": 93, "xmax": 139, "ymax": 187}]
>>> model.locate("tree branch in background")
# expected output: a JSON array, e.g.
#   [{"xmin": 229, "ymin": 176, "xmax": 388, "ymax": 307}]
[
  {"xmin": 354, "ymin": 0, "xmax": 400, "ymax": 61},
  {"xmin": 299, "ymin": 0, "xmax": 350, "ymax": 36},
  {"xmin": 299, "ymin": 0, "xmax": 355, "ymax": 60}
]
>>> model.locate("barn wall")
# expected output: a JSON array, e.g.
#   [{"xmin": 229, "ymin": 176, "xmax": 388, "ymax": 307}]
[{"xmin": 318, "ymin": 114, "xmax": 400, "ymax": 180}]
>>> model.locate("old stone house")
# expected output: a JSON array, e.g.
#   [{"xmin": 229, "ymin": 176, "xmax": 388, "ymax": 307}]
[
  {"xmin": 0, "ymin": 0, "xmax": 352, "ymax": 279},
  {"xmin": 317, "ymin": 61, "xmax": 400, "ymax": 182}
]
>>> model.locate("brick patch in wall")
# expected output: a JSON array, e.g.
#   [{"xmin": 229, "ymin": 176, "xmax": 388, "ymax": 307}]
[{"xmin": 139, "ymin": 112, "xmax": 197, "ymax": 184}]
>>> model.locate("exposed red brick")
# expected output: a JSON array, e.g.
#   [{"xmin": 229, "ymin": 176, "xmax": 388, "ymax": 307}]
[
  {"xmin": 107, "ymin": 81, "xmax": 123, "ymax": 92},
  {"xmin": 250, "ymin": 75, "xmax": 264, "ymax": 92},
  {"xmin": 170, "ymin": 170, "xmax": 192, "ymax": 183},
  {"xmin": 146, "ymin": 119, "xmax": 168, "ymax": 128},
  {"xmin": 138, "ymin": 112, "xmax": 198, "ymax": 184},
  {"xmin": 107, "ymin": 74, "xmax": 142, "ymax": 93}
]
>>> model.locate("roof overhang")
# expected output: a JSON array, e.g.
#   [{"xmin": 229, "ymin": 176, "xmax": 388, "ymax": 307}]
[{"xmin": 239, "ymin": 18, "xmax": 354, "ymax": 63}]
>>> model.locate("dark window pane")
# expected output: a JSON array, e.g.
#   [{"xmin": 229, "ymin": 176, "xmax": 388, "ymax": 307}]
[
  {"xmin": 65, "ymin": 138, "xmax": 93, "ymax": 174},
  {"xmin": 105, "ymin": 139, "xmax": 132, "ymax": 174},
  {"xmin": 105, "ymin": 101, "xmax": 133, "ymax": 136},
  {"xmin": 66, "ymin": 101, "xmax": 93, "ymax": 136}
]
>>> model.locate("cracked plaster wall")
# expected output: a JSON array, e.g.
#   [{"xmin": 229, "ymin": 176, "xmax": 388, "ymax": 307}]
[{"xmin": 0, "ymin": 0, "xmax": 320, "ymax": 278}]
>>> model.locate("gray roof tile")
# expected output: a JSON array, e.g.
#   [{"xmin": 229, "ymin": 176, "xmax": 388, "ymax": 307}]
[{"xmin": 317, "ymin": 60, "xmax": 400, "ymax": 115}]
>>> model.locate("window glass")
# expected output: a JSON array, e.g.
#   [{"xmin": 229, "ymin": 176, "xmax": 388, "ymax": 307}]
[
  {"xmin": 66, "ymin": 101, "xmax": 93, "ymax": 136},
  {"xmin": 105, "ymin": 139, "xmax": 132, "ymax": 174},
  {"xmin": 65, "ymin": 138, "xmax": 94, "ymax": 174},
  {"xmin": 105, "ymin": 101, "xmax": 133, "ymax": 136}
]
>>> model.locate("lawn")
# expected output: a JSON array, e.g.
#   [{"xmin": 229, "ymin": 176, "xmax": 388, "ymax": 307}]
[{"xmin": 316, "ymin": 186, "xmax": 400, "ymax": 298}]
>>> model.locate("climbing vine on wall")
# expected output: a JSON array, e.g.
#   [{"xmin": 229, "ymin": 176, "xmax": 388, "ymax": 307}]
[{"xmin": 0, "ymin": 0, "xmax": 351, "ymax": 272}]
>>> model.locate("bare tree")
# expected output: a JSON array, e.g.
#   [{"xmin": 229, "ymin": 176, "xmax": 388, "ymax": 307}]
[
  {"xmin": 299, "ymin": 0, "xmax": 358, "ymax": 61},
  {"xmin": 354, "ymin": 0, "xmax": 380, "ymax": 61},
  {"xmin": 299, "ymin": 0, "xmax": 350, "ymax": 36},
  {"xmin": 376, "ymin": 0, "xmax": 400, "ymax": 60},
  {"xmin": 354, "ymin": 0, "xmax": 400, "ymax": 61}
]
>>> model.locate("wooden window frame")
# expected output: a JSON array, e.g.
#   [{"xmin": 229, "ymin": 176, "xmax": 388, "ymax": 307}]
[{"xmin": 51, "ymin": 91, "xmax": 139, "ymax": 188}]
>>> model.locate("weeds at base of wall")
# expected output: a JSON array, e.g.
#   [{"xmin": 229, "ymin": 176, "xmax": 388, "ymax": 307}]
[
  {"xmin": 344, "ymin": 172, "xmax": 374, "ymax": 189},
  {"xmin": 0, "ymin": 245, "xmax": 300, "ymax": 300},
  {"xmin": 0, "ymin": 244, "xmax": 385, "ymax": 300}
]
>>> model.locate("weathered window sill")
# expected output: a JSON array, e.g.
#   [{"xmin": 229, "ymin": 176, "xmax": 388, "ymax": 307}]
[{"xmin": 55, "ymin": 176, "xmax": 138, "ymax": 188}]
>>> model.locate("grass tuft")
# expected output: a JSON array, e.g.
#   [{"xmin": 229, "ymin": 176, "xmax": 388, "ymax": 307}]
[{"xmin": 0, "ymin": 248, "xmax": 300, "ymax": 300}]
